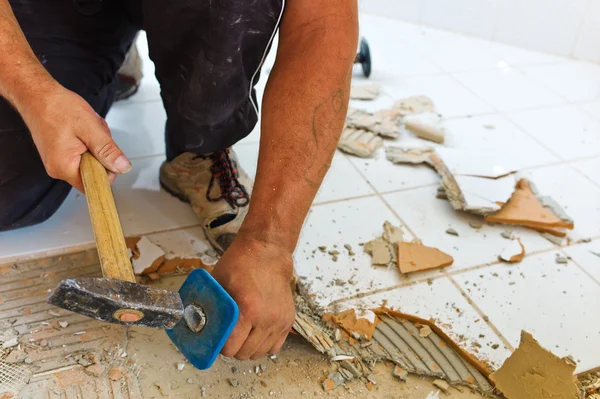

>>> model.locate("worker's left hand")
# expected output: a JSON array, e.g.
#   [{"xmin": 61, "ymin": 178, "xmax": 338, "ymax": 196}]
[{"xmin": 211, "ymin": 234, "xmax": 296, "ymax": 360}]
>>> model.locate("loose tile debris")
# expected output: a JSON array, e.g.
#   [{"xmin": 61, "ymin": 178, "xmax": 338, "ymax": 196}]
[
  {"xmin": 294, "ymin": 298, "xmax": 495, "ymax": 395},
  {"xmin": 364, "ymin": 221, "xmax": 405, "ymax": 267},
  {"xmin": 397, "ymin": 242, "xmax": 454, "ymax": 274},
  {"xmin": 386, "ymin": 145, "xmax": 518, "ymax": 215},
  {"xmin": 404, "ymin": 112, "xmax": 446, "ymax": 144},
  {"xmin": 485, "ymin": 179, "xmax": 574, "ymax": 237},
  {"xmin": 350, "ymin": 84, "xmax": 381, "ymax": 100},
  {"xmin": 125, "ymin": 234, "xmax": 212, "ymax": 278},
  {"xmin": 338, "ymin": 128, "xmax": 383, "ymax": 158},
  {"xmin": 490, "ymin": 331, "xmax": 581, "ymax": 399},
  {"xmin": 498, "ymin": 238, "xmax": 526, "ymax": 263}
]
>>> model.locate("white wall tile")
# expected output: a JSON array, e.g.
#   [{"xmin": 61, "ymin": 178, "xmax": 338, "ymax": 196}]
[
  {"xmin": 420, "ymin": 0, "xmax": 497, "ymax": 38},
  {"xmin": 358, "ymin": 0, "xmax": 422, "ymax": 22},
  {"xmin": 573, "ymin": 0, "xmax": 600, "ymax": 63},
  {"xmin": 492, "ymin": 0, "xmax": 588, "ymax": 56}
]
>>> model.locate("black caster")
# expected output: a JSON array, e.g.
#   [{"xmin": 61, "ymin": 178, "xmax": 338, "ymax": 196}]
[{"xmin": 354, "ymin": 37, "xmax": 372, "ymax": 78}]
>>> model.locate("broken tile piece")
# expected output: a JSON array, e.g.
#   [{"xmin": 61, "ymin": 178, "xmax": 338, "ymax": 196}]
[
  {"xmin": 386, "ymin": 145, "xmax": 519, "ymax": 215},
  {"xmin": 445, "ymin": 228, "xmax": 459, "ymax": 236},
  {"xmin": 382, "ymin": 221, "xmax": 404, "ymax": 244},
  {"xmin": 419, "ymin": 325, "xmax": 433, "ymax": 338},
  {"xmin": 485, "ymin": 179, "xmax": 574, "ymax": 237},
  {"xmin": 556, "ymin": 256, "xmax": 568, "ymax": 264},
  {"xmin": 393, "ymin": 95, "xmax": 435, "ymax": 116},
  {"xmin": 489, "ymin": 331, "xmax": 580, "ymax": 399},
  {"xmin": 392, "ymin": 365, "xmax": 408, "ymax": 381},
  {"xmin": 397, "ymin": 242, "xmax": 454, "ymax": 274},
  {"xmin": 498, "ymin": 239, "xmax": 526, "ymax": 263},
  {"xmin": 404, "ymin": 112, "xmax": 445, "ymax": 144},
  {"xmin": 107, "ymin": 366, "xmax": 124, "ymax": 381},
  {"xmin": 338, "ymin": 128, "xmax": 383, "ymax": 158},
  {"xmin": 364, "ymin": 237, "xmax": 391, "ymax": 266},
  {"xmin": 322, "ymin": 372, "xmax": 345, "ymax": 391},
  {"xmin": 322, "ymin": 309, "xmax": 379, "ymax": 341},
  {"xmin": 130, "ymin": 236, "xmax": 166, "ymax": 275},
  {"xmin": 350, "ymin": 84, "xmax": 381, "ymax": 100},
  {"xmin": 433, "ymin": 379, "xmax": 450, "ymax": 393}
]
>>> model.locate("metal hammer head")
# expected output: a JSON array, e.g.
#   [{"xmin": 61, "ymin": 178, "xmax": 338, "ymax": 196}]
[{"xmin": 47, "ymin": 278, "xmax": 184, "ymax": 329}]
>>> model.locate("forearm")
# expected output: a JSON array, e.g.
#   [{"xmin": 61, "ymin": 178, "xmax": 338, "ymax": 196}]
[
  {"xmin": 239, "ymin": 3, "xmax": 358, "ymax": 254},
  {"xmin": 0, "ymin": 0, "xmax": 57, "ymax": 116}
]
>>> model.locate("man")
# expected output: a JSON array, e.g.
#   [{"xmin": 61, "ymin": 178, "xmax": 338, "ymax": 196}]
[{"xmin": 0, "ymin": 0, "xmax": 358, "ymax": 360}]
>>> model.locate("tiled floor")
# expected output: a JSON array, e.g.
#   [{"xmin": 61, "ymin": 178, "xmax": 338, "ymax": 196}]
[{"xmin": 1, "ymin": 14, "xmax": 599, "ymax": 374}]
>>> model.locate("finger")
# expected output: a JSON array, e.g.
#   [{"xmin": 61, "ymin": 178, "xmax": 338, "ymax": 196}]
[
  {"xmin": 251, "ymin": 332, "xmax": 277, "ymax": 360},
  {"xmin": 221, "ymin": 315, "xmax": 252, "ymax": 358},
  {"xmin": 268, "ymin": 331, "xmax": 289, "ymax": 355},
  {"xmin": 80, "ymin": 116, "xmax": 131, "ymax": 174},
  {"xmin": 235, "ymin": 328, "xmax": 270, "ymax": 360}
]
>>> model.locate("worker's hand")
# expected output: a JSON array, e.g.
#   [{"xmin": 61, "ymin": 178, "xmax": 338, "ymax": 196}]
[
  {"xmin": 23, "ymin": 85, "xmax": 131, "ymax": 192},
  {"xmin": 211, "ymin": 234, "xmax": 296, "ymax": 360}
]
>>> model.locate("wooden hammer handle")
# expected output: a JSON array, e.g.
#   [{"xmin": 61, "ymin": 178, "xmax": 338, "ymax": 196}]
[{"xmin": 80, "ymin": 152, "xmax": 136, "ymax": 283}]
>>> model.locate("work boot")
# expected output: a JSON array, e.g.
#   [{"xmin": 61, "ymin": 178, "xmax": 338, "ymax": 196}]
[{"xmin": 159, "ymin": 149, "xmax": 252, "ymax": 254}]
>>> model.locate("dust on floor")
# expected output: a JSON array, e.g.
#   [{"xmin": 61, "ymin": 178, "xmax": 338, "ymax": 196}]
[{"xmin": 0, "ymin": 251, "xmax": 491, "ymax": 399}]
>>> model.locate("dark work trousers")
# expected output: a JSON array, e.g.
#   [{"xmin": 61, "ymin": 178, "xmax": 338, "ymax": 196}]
[{"xmin": 0, "ymin": 0, "xmax": 283, "ymax": 231}]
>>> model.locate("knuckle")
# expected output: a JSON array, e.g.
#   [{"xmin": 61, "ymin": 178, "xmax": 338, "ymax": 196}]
[{"xmin": 95, "ymin": 141, "xmax": 120, "ymax": 160}]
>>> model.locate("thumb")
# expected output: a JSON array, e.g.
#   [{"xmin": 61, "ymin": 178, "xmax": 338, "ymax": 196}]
[{"xmin": 81, "ymin": 118, "xmax": 132, "ymax": 174}]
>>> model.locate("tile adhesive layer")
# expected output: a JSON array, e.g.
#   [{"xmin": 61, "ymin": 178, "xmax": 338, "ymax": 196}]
[
  {"xmin": 1, "ymin": 250, "xmax": 496, "ymax": 397},
  {"xmin": 0, "ymin": 250, "xmax": 141, "ymax": 398}
]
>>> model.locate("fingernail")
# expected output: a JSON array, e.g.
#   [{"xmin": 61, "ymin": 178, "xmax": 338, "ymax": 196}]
[{"xmin": 113, "ymin": 156, "xmax": 132, "ymax": 173}]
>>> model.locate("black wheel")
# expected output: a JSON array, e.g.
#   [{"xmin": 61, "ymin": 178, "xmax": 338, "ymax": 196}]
[{"xmin": 359, "ymin": 38, "xmax": 372, "ymax": 78}]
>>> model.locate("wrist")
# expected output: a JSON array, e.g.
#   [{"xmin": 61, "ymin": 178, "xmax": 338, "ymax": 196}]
[
  {"xmin": 236, "ymin": 221, "xmax": 298, "ymax": 259},
  {"xmin": 11, "ymin": 70, "xmax": 61, "ymax": 121}
]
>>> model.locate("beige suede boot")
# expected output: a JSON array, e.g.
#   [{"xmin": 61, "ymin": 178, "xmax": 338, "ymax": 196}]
[{"xmin": 159, "ymin": 149, "xmax": 252, "ymax": 254}]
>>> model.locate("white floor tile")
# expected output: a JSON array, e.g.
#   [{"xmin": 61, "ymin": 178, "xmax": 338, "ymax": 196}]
[
  {"xmin": 520, "ymin": 62, "xmax": 600, "ymax": 103},
  {"xmin": 442, "ymin": 114, "xmax": 560, "ymax": 169},
  {"xmin": 314, "ymin": 154, "xmax": 375, "ymax": 203},
  {"xmin": 0, "ymin": 157, "xmax": 199, "ymax": 262},
  {"xmin": 295, "ymin": 196, "xmax": 430, "ymax": 309},
  {"xmin": 385, "ymin": 75, "xmax": 494, "ymax": 118},
  {"xmin": 508, "ymin": 105, "xmax": 600, "ymax": 160},
  {"xmin": 453, "ymin": 68, "xmax": 565, "ymax": 111},
  {"xmin": 520, "ymin": 165, "xmax": 600, "ymax": 240},
  {"xmin": 383, "ymin": 186, "xmax": 555, "ymax": 271},
  {"xmin": 563, "ymin": 239, "xmax": 600, "ymax": 283},
  {"xmin": 571, "ymin": 157, "xmax": 600, "ymax": 187},
  {"xmin": 484, "ymin": 41, "xmax": 569, "ymax": 67},
  {"xmin": 107, "ymin": 100, "xmax": 166, "ymax": 160},
  {"xmin": 335, "ymin": 277, "xmax": 512, "ymax": 369},
  {"xmin": 347, "ymin": 148, "xmax": 439, "ymax": 193},
  {"xmin": 454, "ymin": 252, "xmax": 600, "ymax": 372},
  {"xmin": 409, "ymin": 31, "xmax": 507, "ymax": 73},
  {"xmin": 578, "ymin": 102, "xmax": 600, "ymax": 121}
]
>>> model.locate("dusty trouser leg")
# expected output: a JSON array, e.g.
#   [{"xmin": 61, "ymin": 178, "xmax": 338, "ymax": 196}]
[
  {"xmin": 143, "ymin": 0, "xmax": 284, "ymax": 253},
  {"xmin": 0, "ymin": 0, "xmax": 140, "ymax": 231},
  {"xmin": 116, "ymin": 32, "xmax": 143, "ymax": 101}
]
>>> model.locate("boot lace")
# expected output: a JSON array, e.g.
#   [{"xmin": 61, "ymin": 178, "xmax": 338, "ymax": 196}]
[{"xmin": 206, "ymin": 149, "xmax": 250, "ymax": 208}]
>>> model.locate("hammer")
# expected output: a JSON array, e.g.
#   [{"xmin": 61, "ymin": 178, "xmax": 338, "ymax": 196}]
[{"xmin": 47, "ymin": 153, "xmax": 239, "ymax": 369}]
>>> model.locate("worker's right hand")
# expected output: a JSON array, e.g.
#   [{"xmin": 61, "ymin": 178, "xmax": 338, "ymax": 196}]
[{"xmin": 23, "ymin": 85, "xmax": 131, "ymax": 192}]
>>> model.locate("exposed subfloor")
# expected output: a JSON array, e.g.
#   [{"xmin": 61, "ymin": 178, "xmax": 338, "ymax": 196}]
[{"xmin": 0, "ymin": 252, "xmax": 490, "ymax": 399}]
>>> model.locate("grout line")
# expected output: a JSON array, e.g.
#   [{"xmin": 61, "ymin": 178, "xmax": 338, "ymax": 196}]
[
  {"xmin": 326, "ymin": 271, "xmax": 447, "ymax": 308},
  {"xmin": 446, "ymin": 274, "xmax": 515, "ymax": 352},
  {"xmin": 566, "ymin": 161, "xmax": 600, "ymax": 191},
  {"xmin": 560, "ymin": 248, "xmax": 600, "ymax": 288},
  {"xmin": 311, "ymin": 192, "xmax": 378, "ymax": 207},
  {"xmin": 343, "ymin": 153, "xmax": 421, "ymax": 240}
]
